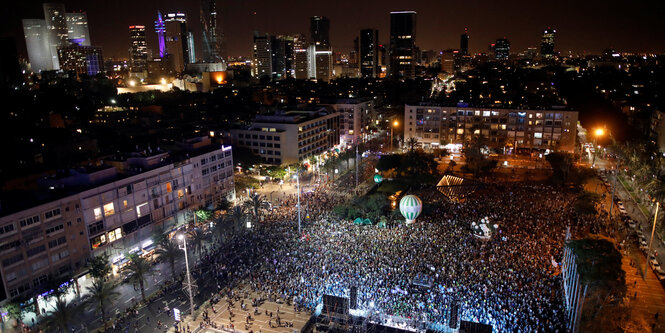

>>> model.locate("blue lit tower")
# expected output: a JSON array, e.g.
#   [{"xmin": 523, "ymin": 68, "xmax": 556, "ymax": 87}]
[{"xmin": 155, "ymin": 11, "xmax": 166, "ymax": 58}]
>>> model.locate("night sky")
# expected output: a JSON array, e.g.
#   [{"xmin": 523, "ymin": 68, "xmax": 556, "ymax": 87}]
[{"xmin": 4, "ymin": 0, "xmax": 665, "ymax": 59}]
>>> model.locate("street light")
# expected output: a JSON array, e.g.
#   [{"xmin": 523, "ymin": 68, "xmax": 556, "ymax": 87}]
[
  {"xmin": 391, "ymin": 120, "xmax": 399, "ymax": 152},
  {"xmin": 178, "ymin": 234, "xmax": 195, "ymax": 318},
  {"xmin": 293, "ymin": 172, "xmax": 301, "ymax": 236},
  {"xmin": 592, "ymin": 127, "xmax": 605, "ymax": 167},
  {"xmin": 644, "ymin": 201, "xmax": 660, "ymax": 279}
]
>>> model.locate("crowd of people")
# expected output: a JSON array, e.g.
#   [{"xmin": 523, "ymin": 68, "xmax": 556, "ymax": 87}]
[{"xmin": 187, "ymin": 180, "xmax": 608, "ymax": 333}]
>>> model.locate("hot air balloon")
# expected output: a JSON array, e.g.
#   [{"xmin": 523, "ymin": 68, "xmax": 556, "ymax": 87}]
[
  {"xmin": 374, "ymin": 174, "xmax": 384, "ymax": 183},
  {"xmin": 399, "ymin": 195, "xmax": 422, "ymax": 224}
]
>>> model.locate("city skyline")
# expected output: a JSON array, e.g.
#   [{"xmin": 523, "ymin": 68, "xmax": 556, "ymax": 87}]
[{"xmin": 4, "ymin": 0, "xmax": 665, "ymax": 60}]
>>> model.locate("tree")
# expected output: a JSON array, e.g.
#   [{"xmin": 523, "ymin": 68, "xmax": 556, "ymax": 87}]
[
  {"xmin": 224, "ymin": 205, "xmax": 247, "ymax": 234},
  {"xmin": 406, "ymin": 137, "xmax": 418, "ymax": 152},
  {"xmin": 155, "ymin": 237, "xmax": 181, "ymax": 279},
  {"xmin": 122, "ymin": 253, "xmax": 154, "ymax": 302},
  {"xmin": 572, "ymin": 191, "xmax": 601, "ymax": 215},
  {"xmin": 265, "ymin": 166, "xmax": 287, "ymax": 180},
  {"xmin": 50, "ymin": 296, "xmax": 75, "ymax": 332},
  {"xmin": 462, "ymin": 135, "xmax": 497, "ymax": 177},
  {"xmin": 233, "ymin": 146, "xmax": 262, "ymax": 167},
  {"xmin": 4, "ymin": 298, "xmax": 26, "ymax": 331},
  {"xmin": 244, "ymin": 193, "xmax": 269, "ymax": 224},
  {"xmin": 86, "ymin": 278, "xmax": 120, "ymax": 324},
  {"xmin": 188, "ymin": 227, "xmax": 206, "ymax": 258},
  {"xmin": 546, "ymin": 152, "xmax": 575, "ymax": 183},
  {"xmin": 216, "ymin": 198, "xmax": 231, "ymax": 211},
  {"xmin": 89, "ymin": 253, "xmax": 111, "ymax": 281}
]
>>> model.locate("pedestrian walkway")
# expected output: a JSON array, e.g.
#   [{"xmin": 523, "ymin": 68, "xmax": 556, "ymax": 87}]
[{"xmin": 623, "ymin": 250, "xmax": 665, "ymax": 332}]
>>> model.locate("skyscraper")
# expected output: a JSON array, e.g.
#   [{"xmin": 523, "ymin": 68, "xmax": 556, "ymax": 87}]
[
  {"xmin": 314, "ymin": 46, "xmax": 333, "ymax": 82},
  {"xmin": 541, "ymin": 28, "xmax": 556, "ymax": 59},
  {"xmin": 57, "ymin": 43, "xmax": 103, "ymax": 77},
  {"xmin": 164, "ymin": 12, "xmax": 189, "ymax": 72},
  {"xmin": 389, "ymin": 11, "xmax": 417, "ymax": 79},
  {"xmin": 129, "ymin": 25, "xmax": 148, "ymax": 75},
  {"xmin": 187, "ymin": 31, "xmax": 196, "ymax": 63},
  {"xmin": 66, "ymin": 11, "xmax": 90, "ymax": 46},
  {"xmin": 310, "ymin": 16, "xmax": 330, "ymax": 47},
  {"xmin": 43, "ymin": 3, "xmax": 69, "ymax": 69},
  {"xmin": 23, "ymin": 19, "xmax": 53, "ymax": 72},
  {"xmin": 201, "ymin": 0, "xmax": 223, "ymax": 63},
  {"xmin": 460, "ymin": 28, "xmax": 469, "ymax": 56},
  {"xmin": 293, "ymin": 34, "xmax": 308, "ymax": 80},
  {"xmin": 155, "ymin": 11, "xmax": 166, "ymax": 58},
  {"xmin": 252, "ymin": 32, "xmax": 272, "ymax": 79},
  {"xmin": 359, "ymin": 29, "xmax": 379, "ymax": 78},
  {"xmin": 495, "ymin": 38, "xmax": 510, "ymax": 60}
]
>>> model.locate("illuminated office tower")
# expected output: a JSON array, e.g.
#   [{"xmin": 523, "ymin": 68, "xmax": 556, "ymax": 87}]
[
  {"xmin": 541, "ymin": 27, "xmax": 556, "ymax": 58},
  {"xmin": 43, "ymin": 3, "xmax": 69, "ymax": 69},
  {"xmin": 164, "ymin": 12, "xmax": 188, "ymax": 72},
  {"xmin": 294, "ymin": 34, "xmax": 308, "ymax": 79},
  {"xmin": 389, "ymin": 11, "xmax": 416, "ymax": 79},
  {"xmin": 23, "ymin": 19, "xmax": 53, "ymax": 72},
  {"xmin": 252, "ymin": 32, "xmax": 271, "ymax": 78},
  {"xmin": 187, "ymin": 31, "xmax": 196, "ymax": 63},
  {"xmin": 57, "ymin": 44, "xmax": 104, "ymax": 77},
  {"xmin": 129, "ymin": 25, "xmax": 148, "ymax": 74},
  {"xmin": 495, "ymin": 38, "xmax": 510, "ymax": 60},
  {"xmin": 66, "ymin": 11, "xmax": 90, "ymax": 46},
  {"xmin": 359, "ymin": 28, "xmax": 379, "ymax": 78}
]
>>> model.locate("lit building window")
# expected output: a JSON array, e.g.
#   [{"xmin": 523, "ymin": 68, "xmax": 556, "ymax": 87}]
[
  {"xmin": 108, "ymin": 228, "xmax": 122, "ymax": 242},
  {"xmin": 103, "ymin": 203, "xmax": 115, "ymax": 216},
  {"xmin": 94, "ymin": 207, "xmax": 102, "ymax": 220}
]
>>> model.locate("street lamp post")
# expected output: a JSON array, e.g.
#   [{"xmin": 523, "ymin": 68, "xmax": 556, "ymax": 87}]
[
  {"xmin": 390, "ymin": 121, "xmax": 398, "ymax": 152},
  {"xmin": 178, "ymin": 234, "xmax": 196, "ymax": 318},
  {"xmin": 592, "ymin": 128, "xmax": 604, "ymax": 167},
  {"xmin": 644, "ymin": 201, "xmax": 660, "ymax": 279}
]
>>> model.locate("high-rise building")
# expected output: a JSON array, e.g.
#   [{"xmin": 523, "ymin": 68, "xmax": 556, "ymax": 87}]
[
  {"xmin": 441, "ymin": 49, "xmax": 457, "ymax": 73},
  {"xmin": 310, "ymin": 16, "xmax": 330, "ymax": 47},
  {"xmin": 155, "ymin": 11, "xmax": 166, "ymax": 58},
  {"xmin": 201, "ymin": 0, "xmax": 222, "ymax": 63},
  {"xmin": 43, "ymin": 3, "xmax": 69, "ymax": 70},
  {"xmin": 22, "ymin": 19, "xmax": 53, "ymax": 72},
  {"xmin": 314, "ymin": 46, "xmax": 333, "ymax": 82},
  {"xmin": 389, "ymin": 11, "xmax": 417, "ymax": 79},
  {"xmin": 270, "ymin": 35, "xmax": 295, "ymax": 80},
  {"xmin": 460, "ymin": 28, "xmax": 469, "ymax": 56},
  {"xmin": 65, "ymin": 11, "xmax": 90, "ymax": 46},
  {"xmin": 164, "ymin": 12, "xmax": 189, "ymax": 72},
  {"xmin": 495, "ymin": 38, "xmax": 510, "ymax": 60},
  {"xmin": 129, "ymin": 25, "xmax": 148, "ymax": 75},
  {"xmin": 252, "ymin": 32, "xmax": 271, "ymax": 79},
  {"xmin": 187, "ymin": 31, "xmax": 196, "ymax": 63},
  {"xmin": 294, "ymin": 35, "xmax": 309, "ymax": 80},
  {"xmin": 57, "ymin": 43, "xmax": 104, "ymax": 77},
  {"xmin": 359, "ymin": 29, "xmax": 379, "ymax": 78},
  {"xmin": 541, "ymin": 27, "xmax": 556, "ymax": 59}
]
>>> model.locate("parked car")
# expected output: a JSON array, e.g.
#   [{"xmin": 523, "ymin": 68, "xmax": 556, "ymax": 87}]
[
  {"xmin": 628, "ymin": 220, "xmax": 637, "ymax": 229},
  {"xmin": 655, "ymin": 267, "xmax": 665, "ymax": 281}
]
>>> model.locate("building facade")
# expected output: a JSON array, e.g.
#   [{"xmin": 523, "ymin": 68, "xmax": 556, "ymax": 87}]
[
  {"xmin": 164, "ymin": 12, "xmax": 189, "ymax": 73},
  {"xmin": 495, "ymin": 38, "xmax": 510, "ymax": 60},
  {"xmin": 460, "ymin": 29, "xmax": 469, "ymax": 56},
  {"xmin": 389, "ymin": 11, "xmax": 416, "ymax": 79},
  {"xmin": 359, "ymin": 29, "xmax": 379, "ymax": 78},
  {"xmin": 252, "ymin": 32, "xmax": 272, "ymax": 79},
  {"xmin": 404, "ymin": 104, "xmax": 578, "ymax": 152},
  {"xmin": 23, "ymin": 19, "xmax": 53, "ymax": 73},
  {"xmin": 310, "ymin": 16, "xmax": 330, "ymax": 47},
  {"xmin": 325, "ymin": 98, "xmax": 376, "ymax": 145},
  {"xmin": 57, "ymin": 44, "xmax": 104, "ymax": 77},
  {"xmin": 65, "ymin": 12, "xmax": 90, "ymax": 46},
  {"xmin": 228, "ymin": 108, "xmax": 340, "ymax": 165},
  {"xmin": 541, "ymin": 28, "xmax": 556, "ymax": 59},
  {"xmin": 43, "ymin": 3, "xmax": 69, "ymax": 70},
  {"xmin": 129, "ymin": 25, "xmax": 148, "ymax": 76},
  {"xmin": 0, "ymin": 142, "xmax": 234, "ymax": 304}
]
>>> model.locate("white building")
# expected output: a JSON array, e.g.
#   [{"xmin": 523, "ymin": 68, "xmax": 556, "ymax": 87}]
[{"xmin": 324, "ymin": 98, "xmax": 376, "ymax": 145}]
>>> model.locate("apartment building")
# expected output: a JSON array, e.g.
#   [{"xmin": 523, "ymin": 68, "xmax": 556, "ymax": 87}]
[
  {"xmin": 404, "ymin": 104, "xmax": 578, "ymax": 152},
  {"xmin": 324, "ymin": 98, "xmax": 376, "ymax": 145},
  {"xmin": 227, "ymin": 107, "xmax": 340, "ymax": 165},
  {"xmin": 0, "ymin": 138, "xmax": 234, "ymax": 304}
]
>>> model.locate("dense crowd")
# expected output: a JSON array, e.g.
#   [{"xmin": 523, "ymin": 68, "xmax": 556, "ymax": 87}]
[{"xmin": 193, "ymin": 182, "xmax": 604, "ymax": 333}]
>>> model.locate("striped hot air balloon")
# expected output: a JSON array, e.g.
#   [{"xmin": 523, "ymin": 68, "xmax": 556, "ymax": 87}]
[{"xmin": 399, "ymin": 195, "xmax": 422, "ymax": 224}]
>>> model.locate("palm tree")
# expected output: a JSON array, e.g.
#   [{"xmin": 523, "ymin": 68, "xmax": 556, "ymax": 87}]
[
  {"xmin": 407, "ymin": 137, "xmax": 418, "ymax": 152},
  {"xmin": 50, "ymin": 296, "xmax": 75, "ymax": 332},
  {"xmin": 4, "ymin": 299, "xmax": 26, "ymax": 332},
  {"xmin": 154, "ymin": 237, "xmax": 181, "ymax": 279},
  {"xmin": 243, "ymin": 193, "xmax": 268, "ymax": 224},
  {"xmin": 123, "ymin": 253, "xmax": 154, "ymax": 302},
  {"xmin": 86, "ymin": 278, "xmax": 120, "ymax": 324},
  {"xmin": 225, "ymin": 205, "xmax": 246, "ymax": 234},
  {"xmin": 188, "ymin": 227, "xmax": 206, "ymax": 258},
  {"xmin": 646, "ymin": 178, "xmax": 665, "ymax": 202}
]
